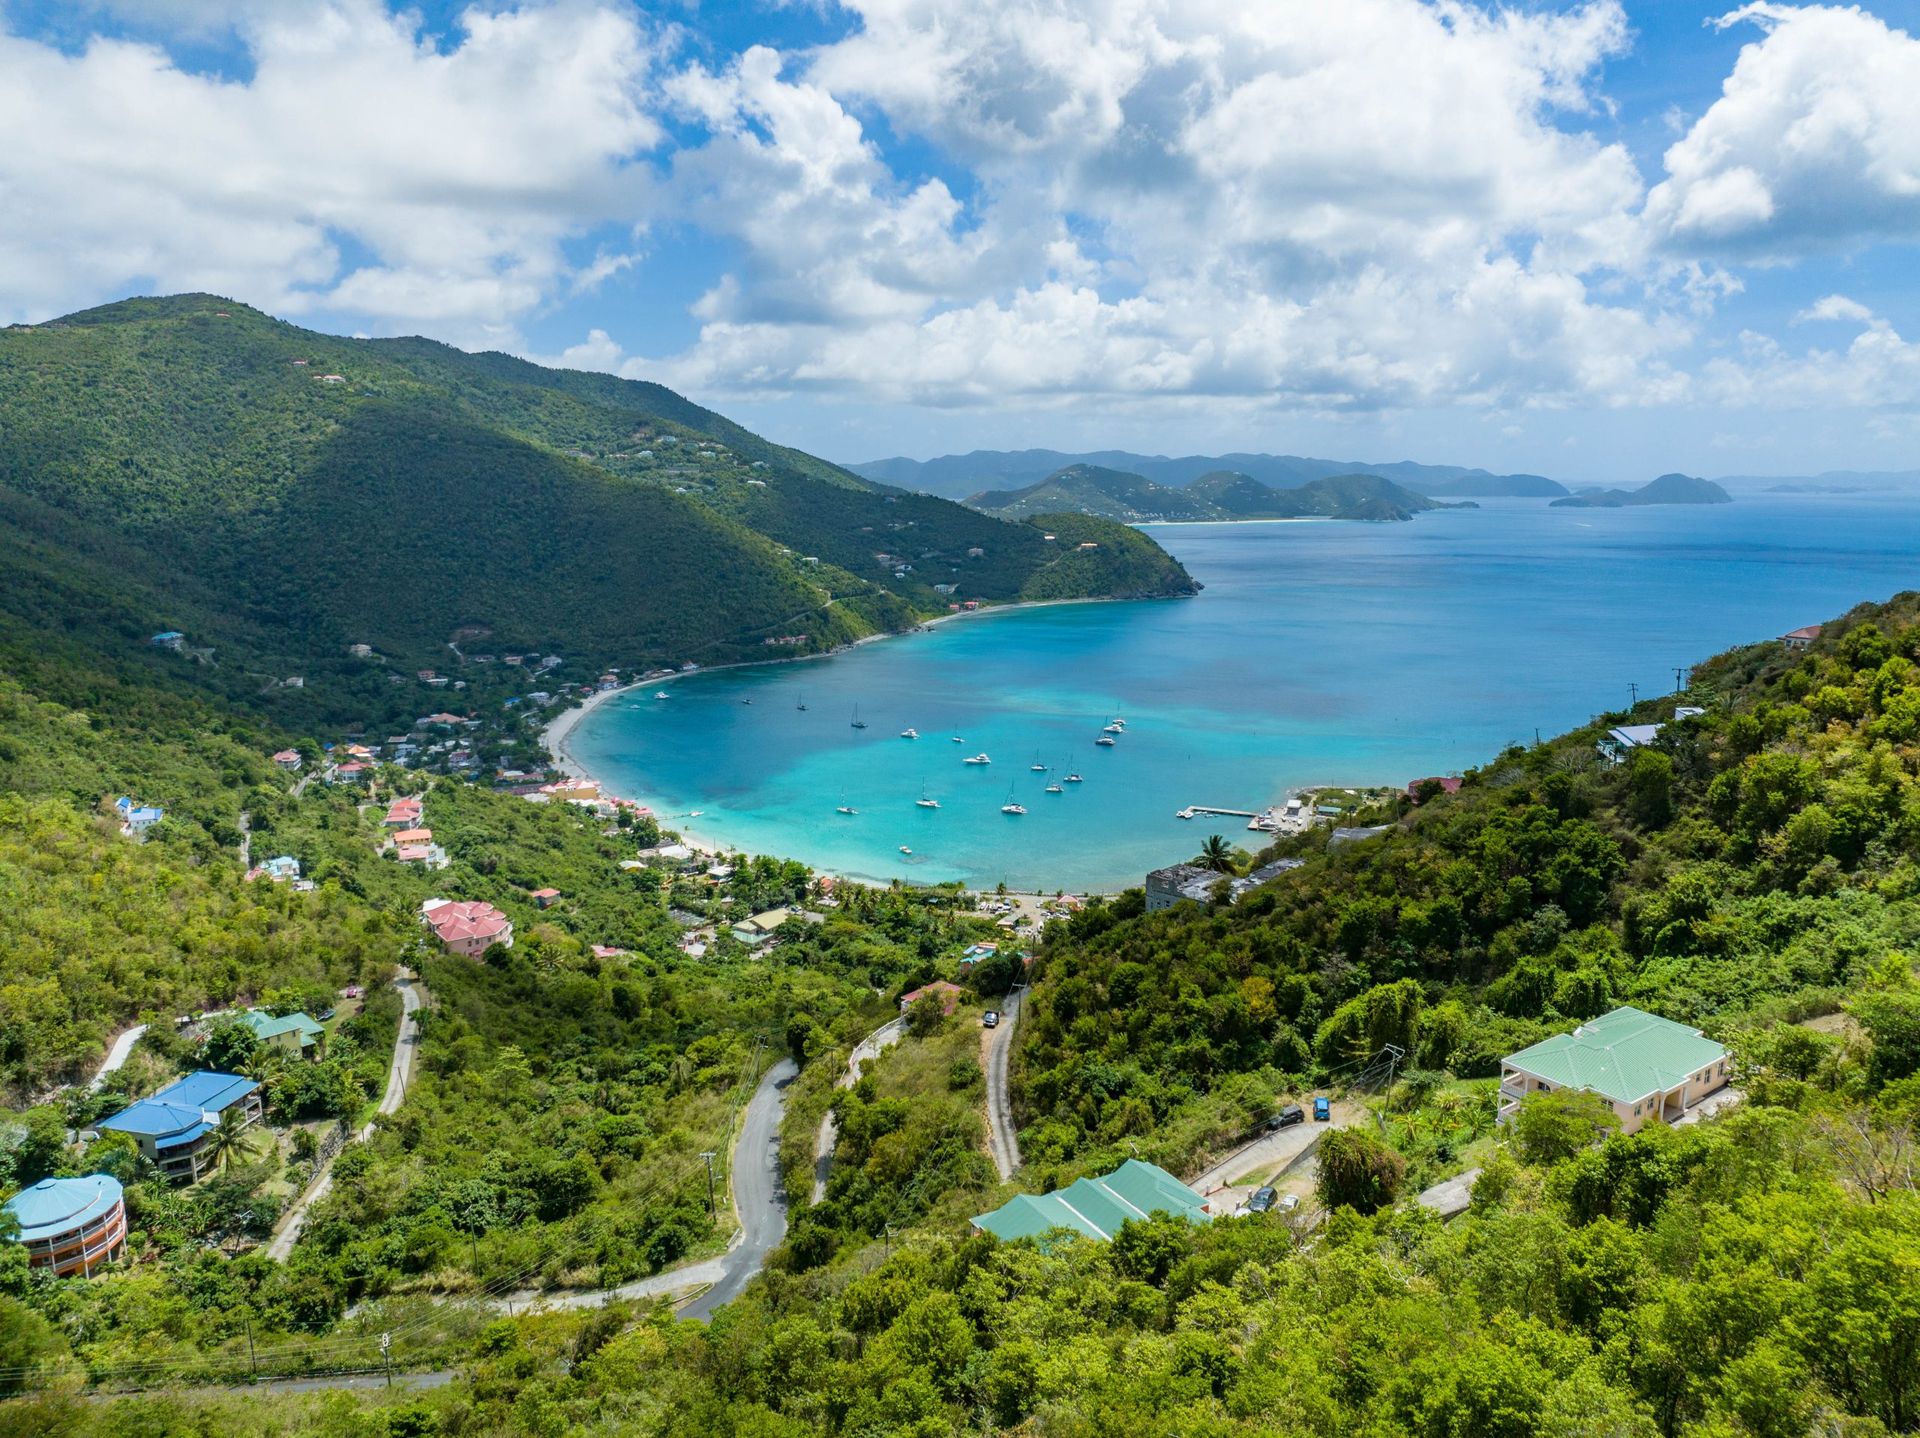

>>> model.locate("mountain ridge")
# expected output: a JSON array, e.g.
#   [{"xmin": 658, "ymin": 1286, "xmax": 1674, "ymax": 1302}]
[{"xmin": 967, "ymin": 463, "xmax": 1466, "ymax": 524}]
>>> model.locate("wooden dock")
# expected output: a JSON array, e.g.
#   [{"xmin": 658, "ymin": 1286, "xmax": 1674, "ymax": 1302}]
[{"xmin": 1176, "ymin": 805, "xmax": 1259, "ymax": 820}]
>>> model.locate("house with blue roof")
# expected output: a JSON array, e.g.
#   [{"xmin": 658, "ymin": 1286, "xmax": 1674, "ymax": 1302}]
[
  {"xmin": 96, "ymin": 1071, "xmax": 263, "ymax": 1183},
  {"xmin": 3, "ymin": 1174, "xmax": 126, "ymax": 1277},
  {"xmin": 114, "ymin": 795, "xmax": 165, "ymax": 838}
]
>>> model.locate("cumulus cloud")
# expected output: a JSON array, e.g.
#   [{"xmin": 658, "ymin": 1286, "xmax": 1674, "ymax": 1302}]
[
  {"xmin": 1647, "ymin": 3, "xmax": 1920, "ymax": 255},
  {"xmin": 631, "ymin": 0, "xmax": 1691, "ymax": 410},
  {"xmin": 0, "ymin": 1, "xmax": 664, "ymax": 341}
]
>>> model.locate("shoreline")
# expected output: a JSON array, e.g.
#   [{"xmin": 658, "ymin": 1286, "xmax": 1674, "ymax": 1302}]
[{"xmin": 540, "ymin": 594, "xmax": 1183, "ymax": 883}]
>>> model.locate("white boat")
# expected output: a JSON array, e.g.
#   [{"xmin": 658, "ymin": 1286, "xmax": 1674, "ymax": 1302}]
[
  {"xmin": 1045, "ymin": 782, "xmax": 1063, "ymax": 794},
  {"xmin": 1001, "ymin": 802, "xmax": 1027, "ymax": 815},
  {"xmin": 1103, "ymin": 721, "xmax": 1124, "ymax": 734},
  {"xmin": 655, "ymin": 691, "xmax": 670, "ymax": 699},
  {"xmin": 964, "ymin": 753, "xmax": 992, "ymax": 765},
  {"xmin": 951, "ymin": 736, "xmax": 964, "ymax": 743},
  {"xmin": 1030, "ymin": 753, "xmax": 1047, "ymax": 772},
  {"xmin": 899, "ymin": 845, "xmax": 913, "ymax": 855},
  {"xmin": 837, "ymin": 805, "xmax": 858, "ymax": 815},
  {"xmin": 850, "ymin": 703, "xmax": 867, "ymax": 730},
  {"xmin": 916, "ymin": 783, "xmax": 940, "ymax": 809},
  {"xmin": 1066, "ymin": 773, "xmax": 1084, "ymax": 783},
  {"xmin": 901, "ymin": 728, "xmax": 919, "ymax": 739},
  {"xmin": 1095, "ymin": 735, "xmax": 1116, "ymax": 747}
]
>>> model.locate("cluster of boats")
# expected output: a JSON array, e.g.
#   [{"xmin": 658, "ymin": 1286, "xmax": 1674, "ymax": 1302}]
[{"xmin": 831, "ymin": 718, "xmax": 1127, "ymax": 830}]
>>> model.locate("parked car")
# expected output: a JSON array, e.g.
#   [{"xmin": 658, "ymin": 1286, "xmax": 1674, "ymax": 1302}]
[
  {"xmin": 1244, "ymin": 1186, "xmax": 1278, "ymax": 1214},
  {"xmin": 983, "ymin": 1011, "xmax": 1000, "ymax": 1028},
  {"xmin": 1273, "ymin": 1103, "xmax": 1305, "ymax": 1130},
  {"xmin": 1313, "ymin": 1095, "xmax": 1331, "ymax": 1121},
  {"xmin": 1277, "ymin": 1193, "xmax": 1301, "ymax": 1212}
]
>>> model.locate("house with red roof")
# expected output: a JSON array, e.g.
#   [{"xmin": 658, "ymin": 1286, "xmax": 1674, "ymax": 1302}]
[
  {"xmin": 1406, "ymin": 776, "xmax": 1464, "ymax": 801},
  {"xmin": 1781, "ymin": 624, "xmax": 1823, "ymax": 652},
  {"xmin": 530, "ymin": 887, "xmax": 561, "ymax": 908},
  {"xmin": 420, "ymin": 898, "xmax": 514, "ymax": 958},
  {"xmin": 899, "ymin": 980, "xmax": 964, "ymax": 1016},
  {"xmin": 271, "ymin": 749, "xmax": 302, "ymax": 772}
]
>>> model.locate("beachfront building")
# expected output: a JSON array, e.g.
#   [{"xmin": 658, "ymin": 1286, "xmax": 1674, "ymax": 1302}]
[
  {"xmin": 237, "ymin": 1008, "xmax": 325, "ymax": 1061},
  {"xmin": 97, "ymin": 1072, "xmax": 264, "ymax": 1183},
  {"xmin": 973, "ymin": 1159, "xmax": 1209, "ymax": 1243},
  {"xmin": 1498, "ymin": 1006, "xmax": 1730, "ymax": 1134},
  {"xmin": 420, "ymin": 898, "xmax": 513, "ymax": 958},
  {"xmin": 4, "ymin": 1174, "xmax": 127, "ymax": 1276}
]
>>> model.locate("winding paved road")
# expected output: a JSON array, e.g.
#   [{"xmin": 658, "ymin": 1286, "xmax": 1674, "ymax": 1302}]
[
  {"xmin": 502, "ymin": 1055, "xmax": 799, "ymax": 1321},
  {"xmin": 812, "ymin": 1018, "xmax": 905, "ymax": 1201},
  {"xmin": 267, "ymin": 973, "xmax": 424, "ymax": 1262},
  {"xmin": 983, "ymin": 988, "xmax": 1025, "ymax": 1180}
]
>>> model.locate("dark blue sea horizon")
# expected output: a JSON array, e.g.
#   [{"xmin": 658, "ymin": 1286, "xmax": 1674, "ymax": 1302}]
[{"xmin": 565, "ymin": 494, "xmax": 1920, "ymax": 891}]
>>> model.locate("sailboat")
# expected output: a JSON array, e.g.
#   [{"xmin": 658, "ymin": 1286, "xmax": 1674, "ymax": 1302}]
[
  {"xmin": 796, "ymin": 694, "xmax": 808, "ymax": 711},
  {"xmin": 916, "ymin": 782, "xmax": 940, "ymax": 809},
  {"xmin": 1065, "ymin": 763, "xmax": 1084, "ymax": 783},
  {"xmin": 1030, "ymin": 752, "xmax": 1048, "ymax": 772},
  {"xmin": 1045, "ymin": 779, "xmax": 1063, "ymax": 794},
  {"xmin": 951, "ymin": 735, "xmax": 965, "ymax": 743},
  {"xmin": 836, "ymin": 791, "xmax": 857, "ymax": 815},
  {"xmin": 1000, "ymin": 784, "xmax": 1027, "ymax": 816},
  {"xmin": 850, "ymin": 704, "xmax": 867, "ymax": 730}
]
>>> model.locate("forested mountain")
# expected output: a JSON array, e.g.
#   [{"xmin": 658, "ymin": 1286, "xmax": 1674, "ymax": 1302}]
[
  {"xmin": 1553, "ymin": 472, "xmax": 1735, "ymax": 508},
  {"xmin": 859, "ymin": 446, "xmax": 1571, "ymax": 499},
  {"xmin": 0, "ymin": 295, "xmax": 1192, "ymax": 733},
  {"xmin": 971, "ymin": 464, "xmax": 1459, "ymax": 523}
]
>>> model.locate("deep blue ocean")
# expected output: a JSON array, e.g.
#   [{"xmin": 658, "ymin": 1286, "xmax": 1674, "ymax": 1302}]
[{"xmin": 566, "ymin": 495, "xmax": 1920, "ymax": 891}]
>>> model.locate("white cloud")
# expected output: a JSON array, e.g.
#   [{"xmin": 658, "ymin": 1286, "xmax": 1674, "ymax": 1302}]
[
  {"xmin": 628, "ymin": 0, "xmax": 1695, "ymax": 411},
  {"xmin": 1796, "ymin": 294, "xmax": 1875, "ymax": 324},
  {"xmin": 0, "ymin": 1, "xmax": 664, "ymax": 338},
  {"xmin": 1647, "ymin": 3, "xmax": 1920, "ymax": 255}
]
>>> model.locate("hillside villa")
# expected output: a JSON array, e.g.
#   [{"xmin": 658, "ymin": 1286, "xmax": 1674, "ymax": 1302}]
[
  {"xmin": 900, "ymin": 980, "xmax": 964, "ymax": 1015},
  {"xmin": 114, "ymin": 795, "xmax": 164, "ymax": 838},
  {"xmin": 420, "ymin": 898, "xmax": 513, "ymax": 957},
  {"xmin": 271, "ymin": 749, "xmax": 302, "ymax": 771},
  {"xmin": 1498, "ymin": 1006, "xmax": 1730, "ymax": 1134},
  {"xmin": 237, "ymin": 1008, "xmax": 325, "ymax": 1061},
  {"xmin": 973, "ymin": 1159, "xmax": 1209, "ymax": 1243},
  {"xmin": 4, "ymin": 1174, "xmax": 127, "ymax": 1277},
  {"xmin": 97, "ymin": 1072, "xmax": 264, "ymax": 1183}
]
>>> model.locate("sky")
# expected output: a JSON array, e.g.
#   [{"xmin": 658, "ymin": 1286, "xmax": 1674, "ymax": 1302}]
[{"xmin": 5, "ymin": 0, "xmax": 1920, "ymax": 481}]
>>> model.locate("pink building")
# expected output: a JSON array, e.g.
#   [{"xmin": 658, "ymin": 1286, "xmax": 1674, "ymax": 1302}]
[{"xmin": 420, "ymin": 899, "xmax": 514, "ymax": 958}]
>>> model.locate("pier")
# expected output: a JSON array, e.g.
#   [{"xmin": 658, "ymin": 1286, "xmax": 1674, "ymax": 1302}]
[{"xmin": 1176, "ymin": 805, "xmax": 1259, "ymax": 821}]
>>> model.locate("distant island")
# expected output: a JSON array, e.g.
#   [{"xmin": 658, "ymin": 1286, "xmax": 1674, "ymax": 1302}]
[
  {"xmin": 855, "ymin": 448, "xmax": 1568, "ymax": 500},
  {"xmin": 1550, "ymin": 473, "xmax": 1733, "ymax": 509},
  {"xmin": 968, "ymin": 464, "xmax": 1474, "ymax": 524}
]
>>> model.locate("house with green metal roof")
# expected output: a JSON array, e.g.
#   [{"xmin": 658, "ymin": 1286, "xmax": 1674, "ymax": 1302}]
[
  {"xmin": 238, "ymin": 1008, "xmax": 325, "ymax": 1061},
  {"xmin": 1498, "ymin": 1005, "xmax": 1729, "ymax": 1133},
  {"xmin": 972, "ymin": 1159, "xmax": 1211, "ymax": 1244}
]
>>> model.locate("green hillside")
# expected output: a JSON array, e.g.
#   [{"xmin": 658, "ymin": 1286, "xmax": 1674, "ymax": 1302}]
[
  {"xmin": 0, "ymin": 295, "xmax": 1193, "ymax": 730},
  {"xmin": 1552, "ymin": 472, "xmax": 1734, "ymax": 508},
  {"xmin": 972, "ymin": 463, "xmax": 1460, "ymax": 523}
]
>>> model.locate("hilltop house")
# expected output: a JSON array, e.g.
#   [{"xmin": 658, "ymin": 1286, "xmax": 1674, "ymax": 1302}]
[
  {"xmin": 421, "ymin": 898, "xmax": 513, "ymax": 958},
  {"xmin": 1498, "ymin": 1006, "xmax": 1729, "ymax": 1134},
  {"xmin": 4, "ymin": 1174, "xmax": 127, "ymax": 1277},
  {"xmin": 114, "ymin": 796, "xmax": 164, "ymax": 838},
  {"xmin": 384, "ymin": 797, "xmax": 424, "ymax": 827},
  {"xmin": 271, "ymin": 749, "xmax": 303, "ymax": 772},
  {"xmin": 97, "ymin": 1072, "xmax": 263, "ymax": 1183},
  {"xmin": 237, "ymin": 1008, "xmax": 325, "ymax": 1061},
  {"xmin": 1781, "ymin": 624, "xmax": 1823, "ymax": 651},
  {"xmin": 972, "ymin": 1159, "xmax": 1209, "ymax": 1243}
]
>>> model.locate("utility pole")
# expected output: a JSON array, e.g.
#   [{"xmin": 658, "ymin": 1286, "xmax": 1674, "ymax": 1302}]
[
  {"xmin": 246, "ymin": 1317, "xmax": 257, "ymax": 1381},
  {"xmin": 1628, "ymin": 681, "xmax": 1639, "ymax": 706},
  {"xmin": 1674, "ymin": 666, "xmax": 1688, "ymax": 692},
  {"xmin": 380, "ymin": 1331, "xmax": 392, "ymax": 1389},
  {"xmin": 699, "ymin": 1150, "xmax": 718, "ymax": 1220}
]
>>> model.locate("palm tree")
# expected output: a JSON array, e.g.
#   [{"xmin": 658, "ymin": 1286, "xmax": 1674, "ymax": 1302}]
[
  {"xmin": 1199, "ymin": 834, "xmax": 1234, "ymax": 873},
  {"xmin": 200, "ymin": 1106, "xmax": 266, "ymax": 1174}
]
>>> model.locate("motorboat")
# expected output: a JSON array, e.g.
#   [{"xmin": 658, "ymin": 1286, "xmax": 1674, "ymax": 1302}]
[
  {"xmin": 899, "ymin": 845, "xmax": 913, "ymax": 855},
  {"xmin": 964, "ymin": 753, "xmax": 992, "ymax": 765},
  {"xmin": 1103, "ymin": 721, "xmax": 1125, "ymax": 734},
  {"xmin": 901, "ymin": 728, "xmax": 919, "ymax": 739},
  {"xmin": 1095, "ymin": 735, "xmax": 1116, "ymax": 747},
  {"xmin": 655, "ymin": 691, "xmax": 670, "ymax": 699},
  {"xmin": 837, "ymin": 805, "xmax": 858, "ymax": 815}
]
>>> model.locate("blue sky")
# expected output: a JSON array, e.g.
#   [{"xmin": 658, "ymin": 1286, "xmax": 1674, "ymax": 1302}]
[{"xmin": 4, "ymin": 0, "xmax": 1920, "ymax": 480}]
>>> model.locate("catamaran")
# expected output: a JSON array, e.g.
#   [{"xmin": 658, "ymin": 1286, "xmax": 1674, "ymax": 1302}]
[
  {"xmin": 1045, "ymin": 780, "xmax": 1064, "ymax": 794},
  {"xmin": 964, "ymin": 752, "xmax": 992, "ymax": 765},
  {"xmin": 1030, "ymin": 753, "xmax": 1048, "ymax": 772},
  {"xmin": 1000, "ymin": 785, "xmax": 1027, "ymax": 816},
  {"xmin": 836, "ymin": 791, "xmax": 857, "ymax": 815}
]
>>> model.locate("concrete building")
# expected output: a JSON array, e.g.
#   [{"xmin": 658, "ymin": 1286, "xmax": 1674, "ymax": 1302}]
[
  {"xmin": 973, "ymin": 1159, "xmax": 1209, "ymax": 1243},
  {"xmin": 1146, "ymin": 863, "xmax": 1226, "ymax": 911},
  {"xmin": 4, "ymin": 1174, "xmax": 127, "ymax": 1276},
  {"xmin": 96, "ymin": 1072, "xmax": 263, "ymax": 1183},
  {"xmin": 1498, "ymin": 1006, "xmax": 1729, "ymax": 1134}
]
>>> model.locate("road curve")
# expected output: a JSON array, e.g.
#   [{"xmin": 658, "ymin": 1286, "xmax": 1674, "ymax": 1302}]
[
  {"xmin": 983, "ymin": 988, "xmax": 1024, "ymax": 1180},
  {"xmin": 681, "ymin": 1055, "xmax": 797, "ymax": 1321},
  {"xmin": 812, "ymin": 1018, "xmax": 905, "ymax": 1201},
  {"xmin": 267, "ymin": 973, "xmax": 423, "ymax": 1262}
]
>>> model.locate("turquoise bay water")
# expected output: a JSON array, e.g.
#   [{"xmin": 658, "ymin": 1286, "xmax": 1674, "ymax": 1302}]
[{"xmin": 568, "ymin": 495, "xmax": 1920, "ymax": 891}]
